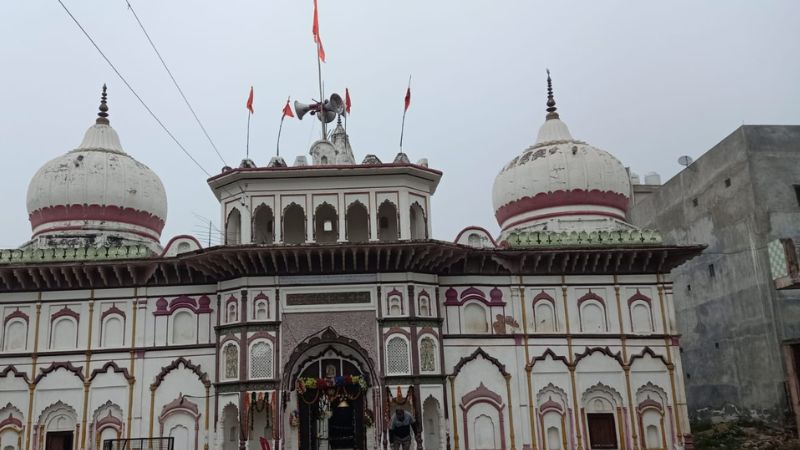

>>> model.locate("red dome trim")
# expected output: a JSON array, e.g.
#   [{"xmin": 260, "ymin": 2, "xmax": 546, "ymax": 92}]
[
  {"xmin": 29, "ymin": 204, "xmax": 165, "ymax": 234},
  {"xmin": 494, "ymin": 189, "xmax": 629, "ymax": 225}
]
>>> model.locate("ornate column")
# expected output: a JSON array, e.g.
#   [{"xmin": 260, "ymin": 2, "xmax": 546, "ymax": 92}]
[
  {"xmin": 613, "ymin": 281, "xmax": 638, "ymax": 450},
  {"xmin": 25, "ymin": 300, "xmax": 42, "ymax": 450},
  {"xmin": 448, "ymin": 377, "xmax": 459, "ymax": 450},
  {"xmin": 504, "ymin": 374, "xmax": 517, "ymax": 450},
  {"xmin": 656, "ymin": 279, "xmax": 683, "ymax": 445}
]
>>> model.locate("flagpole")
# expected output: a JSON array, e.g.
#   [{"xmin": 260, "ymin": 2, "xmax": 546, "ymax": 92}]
[
  {"xmin": 399, "ymin": 74, "xmax": 411, "ymax": 151},
  {"xmin": 246, "ymin": 111, "xmax": 251, "ymax": 159},
  {"xmin": 277, "ymin": 96, "xmax": 290, "ymax": 157},
  {"xmin": 316, "ymin": 41, "xmax": 326, "ymax": 140}
]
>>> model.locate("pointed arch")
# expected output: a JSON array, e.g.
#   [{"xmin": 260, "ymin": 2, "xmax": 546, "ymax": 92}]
[
  {"xmin": 282, "ymin": 202, "xmax": 306, "ymax": 244},
  {"xmin": 377, "ymin": 200, "xmax": 398, "ymax": 242},
  {"xmin": 345, "ymin": 200, "xmax": 369, "ymax": 242},
  {"xmin": 35, "ymin": 361, "xmax": 84, "ymax": 385},
  {"xmin": 314, "ymin": 202, "xmax": 339, "ymax": 243},
  {"xmin": 409, "ymin": 201, "xmax": 427, "ymax": 240},
  {"xmin": 89, "ymin": 361, "xmax": 133, "ymax": 382},
  {"xmin": 451, "ymin": 347, "xmax": 509, "ymax": 377},
  {"xmin": 573, "ymin": 346, "xmax": 624, "ymax": 367},
  {"xmin": 251, "ymin": 204, "xmax": 275, "ymax": 244},
  {"xmin": 225, "ymin": 208, "xmax": 242, "ymax": 245},
  {"xmin": 151, "ymin": 357, "xmax": 210, "ymax": 389}
]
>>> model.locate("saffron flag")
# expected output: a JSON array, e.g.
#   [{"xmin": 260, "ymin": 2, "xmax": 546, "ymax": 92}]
[
  {"xmin": 246, "ymin": 86, "xmax": 254, "ymax": 114},
  {"xmin": 404, "ymin": 86, "xmax": 411, "ymax": 112},
  {"xmin": 282, "ymin": 99, "xmax": 294, "ymax": 118},
  {"xmin": 312, "ymin": 0, "xmax": 326, "ymax": 62},
  {"xmin": 345, "ymin": 88, "xmax": 351, "ymax": 114},
  {"xmin": 259, "ymin": 437, "xmax": 270, "ymax": 450}
]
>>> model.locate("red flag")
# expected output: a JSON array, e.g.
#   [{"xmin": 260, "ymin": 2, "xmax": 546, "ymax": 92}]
[
  {"xmin": 259, "ymin": 437, "xmax": 270, "ymax": 450},
  {"xmin": 282, "ymin": 99, "xmax": 294, "ymax": 118},
  {"xmin": 345, "ymin": 88, "xmax": 351, "ymax": 114},
  {"xmin": 246, "ymin": 86, "xmax": 254, "ymax": 114},
  {"xmin": 312, "ymin": 0, "xmax": 326, "ymax": 62},
  {"xmin": 404, "ymin": 86, "xmax": 411, "ymax": 112}
]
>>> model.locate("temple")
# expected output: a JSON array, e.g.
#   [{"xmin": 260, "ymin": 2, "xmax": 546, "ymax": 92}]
[{"xmin": 0, "ymin": 78, "xmax": 702, "ymax": 450}]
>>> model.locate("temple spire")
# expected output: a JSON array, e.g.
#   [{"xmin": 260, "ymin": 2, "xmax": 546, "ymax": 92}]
[
  {"xmin": 545, "ymin": 69, "xmax": 559, "ymax": 120},
  {"xmin": 96, "ymin": 84, "xmax": 110, "ymax": 125}
]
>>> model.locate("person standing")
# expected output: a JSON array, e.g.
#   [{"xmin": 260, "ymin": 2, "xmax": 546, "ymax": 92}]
[{"xmin": 389, "ymin": 408, "xmax": 415, "ymax": 450}]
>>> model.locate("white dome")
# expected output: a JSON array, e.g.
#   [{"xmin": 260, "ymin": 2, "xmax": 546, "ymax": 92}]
[
  {"xmin": 26, "ymin": 95, "xmax": 167, "ymax": 245},
  {"xmin": 491, "ymin": 76, "xmax": 631, "ymax": 236}
]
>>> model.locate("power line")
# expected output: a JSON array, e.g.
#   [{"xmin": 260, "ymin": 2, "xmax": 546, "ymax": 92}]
[
  {"xmin": 122, "ymin": 0, "xmax": 227, "ymax": 167},
  {"xmin": 56, "ymin": 0, "xmax": 212, "ymax": 178}
]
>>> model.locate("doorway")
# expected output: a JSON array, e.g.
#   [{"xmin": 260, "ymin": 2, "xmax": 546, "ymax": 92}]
[
  {"xmin": 45, "ymin": 431, "xmax": 73, "ymax": 450},
  {"xmin": 587, "ymin": 413, "xmax": 617, "ymax": 449}
]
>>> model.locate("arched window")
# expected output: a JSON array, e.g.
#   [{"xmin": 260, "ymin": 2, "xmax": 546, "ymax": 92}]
[
  {"xmin": 534, "ymin": 300, "xmax": 556, "ymax": 332},
  {"xmin": 409, "ymin": 202, "xmax": 427, "ymax": 240},
  {"xmin": 631, "ymin": 302, "xmax": 653, "ymax": 333},
  {"xmin": 50, "ymin": 317, "xmax": 77, "ymax": 349},
  {"xmin": 386, "ymin": 336, "xmax": 410, "ymax": 375},
  {"xmin": 225, "ymin": 208, "xmax": 242, "ymax": 245},
  {"xmin": 171, "ymin": 311, "xmax": 195, "ymax": 345},
  {"xmin": 254, "ymin": 300, "xmax": 269, "ymax": 321},
  {"xmin": 102, "ymin": 316, "xmax": 124, "ymax": 347},
  {"xmin": 580, "ymin": 301, "xmax": 606, "ymax": 332},
  {"xmin": 223, "ymin": 343, "xmax": 238, "ymax": 379},
  {"xmin": 377, "ymin": 200, "xmax": 398, "ymax": 242},
  {"xmin": 252, "ymin": 204, "xmax": 274, "ymax": 244},
  {"xmin": 473, "ymin": 415, "xmax": 497, "ymax": 449},
  {"xmin": 388, "ymin": 295, "xmax": 402, "ymax": 316},
  {"xmin": 3, "ymin": 319, "xmax": 27, "ymax": 351},
  {"xmin": 419, "ymin": 336, "xmax": 437, "ymax": 373},
  {"xmin": 418, "ymin": 295, "xmax": 430, "ymax": 317},
  {"xmin": 250, "ymin": 341, "xmax": 273, "ymax": 379},
  {"xmin": 283, "ymin": 203, "xmax": 306, "ymax": 244},
  {"xmin": 345, "ymin": 201, "xmax": 369, "ymax": 242},
  {"xmin": 463, "ymin": 303, "xmax": 488, "ymax": 333},
  {"xmin": 227, "ymin": 302, "xmax": 238, "ymax": 324},
  {"xmin": 314, "ymin": 203, "xmax": 338, "ymax": 243}
]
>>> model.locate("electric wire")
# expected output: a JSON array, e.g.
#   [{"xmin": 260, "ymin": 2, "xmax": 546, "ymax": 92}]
[
  {"xmin": 56, "ymin": 0, "xmax": 212, "ymax": 178},
  {"xmin": 122, "ymin": 0, "xmax": 228, "ymax": 167}
]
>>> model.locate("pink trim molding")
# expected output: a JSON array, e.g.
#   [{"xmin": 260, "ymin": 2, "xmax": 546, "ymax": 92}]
[
  {"xmin": 494, "ymin": 189, "xmax": 629, "ymax": 225},
  {"xmin": 29, "ymin": 204, "xmax": 165, "ymax": 234}
]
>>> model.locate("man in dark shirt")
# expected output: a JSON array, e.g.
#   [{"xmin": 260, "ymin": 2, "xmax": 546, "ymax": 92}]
[{"xmin": 388, "ymin": 408, "xmax": 415, "ymax": 450}]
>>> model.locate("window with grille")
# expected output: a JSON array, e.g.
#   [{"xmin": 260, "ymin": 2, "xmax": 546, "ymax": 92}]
[
  {"xmin": 386, "ymin": 336, "xmax": 410, "ymax": 375},
  {"xmin": 250, "ymin": 342, "xmax": 273, "ymax": 379}
]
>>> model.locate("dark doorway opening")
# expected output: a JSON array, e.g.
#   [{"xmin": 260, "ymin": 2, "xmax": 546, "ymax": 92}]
[
  {"xmin": 45, "ymin": 431, "xmax": 74, "ymax": 450},
  {"xmin": 587, "ymin": 413, "xmax": 617, "ymax": 449}
]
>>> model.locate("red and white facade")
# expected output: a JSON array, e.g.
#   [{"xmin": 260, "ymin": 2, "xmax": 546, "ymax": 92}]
[{"xmin": 0, "ymin": 87, "xmax": 701, "ymax": 450}]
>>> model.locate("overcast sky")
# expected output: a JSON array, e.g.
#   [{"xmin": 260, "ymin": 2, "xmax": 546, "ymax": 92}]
[{"xmin": 1, "ymin": 1, "xmax": 798, "ymax": 248}]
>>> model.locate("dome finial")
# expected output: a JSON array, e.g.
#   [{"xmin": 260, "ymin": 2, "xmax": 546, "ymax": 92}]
[
  {"xmin": 96, "ymin": 84, "xmax": 110, "ymax": 125},
  {"xmin": 545, "ymin": 69, "xmax": 559, "ymax": 120}
]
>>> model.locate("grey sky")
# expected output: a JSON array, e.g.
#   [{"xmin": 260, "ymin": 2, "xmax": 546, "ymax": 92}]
[{"xmin": 1, "ymin": 1, "xmax": 798, "ymax": 248}]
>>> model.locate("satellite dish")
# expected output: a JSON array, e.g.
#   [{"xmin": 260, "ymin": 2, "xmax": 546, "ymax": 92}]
[{"xmin": 678, "ymin": 155, "xmax": 693, "ymax": 167}]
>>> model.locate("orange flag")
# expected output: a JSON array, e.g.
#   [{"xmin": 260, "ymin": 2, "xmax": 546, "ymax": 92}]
[
  {"xmin": 312, "ymin": 0, "xmax": 326, "ymax": 62},
  {"xmin": 345, "ymin": 88, "xmax": 351, "ymax": 114},
  {"xmin": 403, "ymin": 86, "xmax": 411, "ymax": 112},
  {"xmin": 246, "ymin": 86, "xmax": 254, "ymax": 113},
  {"xmin": 282, "ymin": 98, "xmax": 294, "ymax": 118}
]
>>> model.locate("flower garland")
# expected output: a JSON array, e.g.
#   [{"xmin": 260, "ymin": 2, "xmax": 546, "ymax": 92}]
[{"xmin": 296, "ymin": 375, "xmax": 368, "ymax": 393}]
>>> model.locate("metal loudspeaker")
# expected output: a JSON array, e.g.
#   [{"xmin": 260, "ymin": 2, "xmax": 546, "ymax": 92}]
[
  {"xmin": 328, "ymin": 93, "xmax": 344, "ymax": 115},
  {"xmin": 317, "ymin": 100, "xmax": 337, "ymax": 123},
  {"xmin": 294, "ymin": 101, "xmax": 315, "ymax": 120}
]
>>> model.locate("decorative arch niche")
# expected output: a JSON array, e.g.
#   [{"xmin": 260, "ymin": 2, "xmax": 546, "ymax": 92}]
[
  {"xmin": 252, "ymin": 204, "xmax": 275, "ymax": 244},
  {"xmin": 377, "ymin": 200, "xmax": 398, "ymax": 242},
  {"xmin": 282, "ymin": 203, "xmax": 306, "ymax": 244},
  {"xmin": 536, "ymin": 384, "xmax": 569, "ymax": 450},
  {"xmin": 314, "ymin": 202, "xmax": 338, "ymax": 243},
  {"xmin": 409, "ymin": 201, "xmax": 427, "ymax": 240},
  {"xmin": 225, "ymin": 208, "xmax": 242, "ymax": 245},
  {"xmin": 345, "ymin": 201, "xmax": 369, "ymax": 242}
]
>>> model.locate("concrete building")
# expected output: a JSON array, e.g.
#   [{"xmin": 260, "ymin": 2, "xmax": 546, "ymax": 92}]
[
  {"xmin": 0, "ymin": 79, "xmax": 702, "ymax": 450},
  {"xmin": 630, "ymin": 125, "xmax": 800, "ymax": 429}
]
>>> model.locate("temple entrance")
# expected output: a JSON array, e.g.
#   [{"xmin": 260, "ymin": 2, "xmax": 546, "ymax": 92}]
[{"xmin": 294, "ymin": 349, "xmax": 370, "ymax": 450}]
